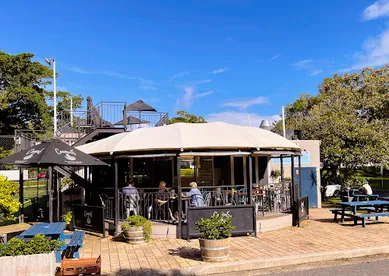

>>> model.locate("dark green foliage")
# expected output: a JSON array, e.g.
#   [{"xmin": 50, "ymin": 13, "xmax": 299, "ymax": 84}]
[
  {"xmin": 273, "ymin": 66, "xmax": 389, "ymax": 185},
  {"xmin": 195, "ymin": 211, "xmax": 235, "ymax": 240},
  {"xmin": 125, "ymin": 215, "xmax": 152, "ymax": 241},
  {"xmin": 169, "ymin": 110, "xmax": 207, "ymax": 124},
  {"xmin": 0, "ymin": 234, "xmax": 63, "ymax": 257}
]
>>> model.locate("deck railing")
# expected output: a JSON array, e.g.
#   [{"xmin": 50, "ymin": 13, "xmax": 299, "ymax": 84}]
[{"xmin": 102, "ymin": 182, "xmax": 292, "ymax": 223}]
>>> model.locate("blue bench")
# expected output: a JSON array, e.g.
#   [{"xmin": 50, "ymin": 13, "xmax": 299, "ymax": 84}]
[
  {"xmin": 331, "ymin": 207, "xmax": 375, "ymax": 222},
  {"xmin": 354, "ymin": 212, "xmax": 389, "ymax": 227},
  {"xmin": 56, "ymin": 231, "xmax": 85, "ymax": 263}
]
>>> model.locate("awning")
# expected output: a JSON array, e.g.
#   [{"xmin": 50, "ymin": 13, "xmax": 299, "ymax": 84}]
[
  {"xmin": 115, "ymin": 153, "xmax": 176, "ymax": 159},
  {"xmin": 180, "ymin": 151, "xmax": 251, "ymax": 157},
  {"xmin": 252, "ymin": 150, "xmax": 302, "ymax": 156}
]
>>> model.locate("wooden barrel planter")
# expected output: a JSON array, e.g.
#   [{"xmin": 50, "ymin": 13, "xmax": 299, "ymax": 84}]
[
  {"xmin": 123, "ymin": 226, "xmax": 145, "ymax": 244},
  {"xmin": 199, "ymin": 238, "xmax": 230, "ymax": 262}
]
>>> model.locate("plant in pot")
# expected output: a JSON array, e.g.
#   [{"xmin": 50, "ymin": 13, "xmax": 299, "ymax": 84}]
[
  {"xmin": 121, "ymin": 215, "xmax": 152, "ymax": 244},
  {"xmin": 195, "ymin": 211, "xmax": 235, "ymax": 262},
  {"xmin": 62, "ymin": 211, "xmax": 73, "ymax": 231}
]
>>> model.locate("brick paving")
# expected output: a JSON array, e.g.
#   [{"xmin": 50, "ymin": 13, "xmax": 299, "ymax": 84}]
[{"xmin": 79, "ymin": 208, "xmax": 389, "ymax": 274}]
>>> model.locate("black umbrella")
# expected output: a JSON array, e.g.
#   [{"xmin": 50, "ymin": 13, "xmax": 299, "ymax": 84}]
[
  {"xmin": 0, "ymin": 138, "xmax": 108, "ymax": 166},
  {"xmin": 114, "ymin": 115, "xmax": 150, "ymax": 125},
  {"xmin": 126, "ymin": 100, "xmax": 157, "ymax": 112}
]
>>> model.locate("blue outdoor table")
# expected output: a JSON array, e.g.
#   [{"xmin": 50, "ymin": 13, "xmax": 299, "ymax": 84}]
[
  {"xmin": 19, "ymin": 222, "xmax": 67, "ymax": 240},
  {"xmin": 337, "ymin": 200, "xmax": 389, "ymax": 222}
]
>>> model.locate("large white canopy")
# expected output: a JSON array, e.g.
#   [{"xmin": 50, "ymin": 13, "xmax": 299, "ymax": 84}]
[{"xmin": 76, "ymin": 122, "xmax": 300, "ymax": 155}]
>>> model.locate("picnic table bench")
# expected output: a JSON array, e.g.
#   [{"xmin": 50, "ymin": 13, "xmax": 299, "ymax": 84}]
[
  {"xmin": 57, "ymin": 231, "xmax": 85, "ymax": 263},
  {"xmin": 332, "ymin": 200, "xmax": 389, "ymax": 227}
]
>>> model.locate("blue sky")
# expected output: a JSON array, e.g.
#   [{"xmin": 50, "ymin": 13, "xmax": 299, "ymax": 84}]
[{"xmin": 1, "ymin": 0, "xmax": 389, "ymax": 126}]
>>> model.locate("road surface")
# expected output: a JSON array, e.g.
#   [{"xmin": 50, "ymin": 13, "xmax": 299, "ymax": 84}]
[{"xmin": 216, "ymin": 254, "xmax": 389, "ymax": 276}]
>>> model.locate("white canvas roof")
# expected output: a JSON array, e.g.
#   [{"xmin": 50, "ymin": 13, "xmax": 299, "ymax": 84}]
[{"xmin": 76, "ymin": 122, "xmax": 300, "ymax": 155}]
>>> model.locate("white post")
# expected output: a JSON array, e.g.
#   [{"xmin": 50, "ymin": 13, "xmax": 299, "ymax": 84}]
[
  {"xmin": 281, "ymin": 106, "xmax": 286, "ymax": 138},
  {"xmin": 70, "ymin": 97, "xmax": 73, "ymax": 127},
  {"xmin": 53, "ymin": 59, "xmax": 57, "ymax": 136}
]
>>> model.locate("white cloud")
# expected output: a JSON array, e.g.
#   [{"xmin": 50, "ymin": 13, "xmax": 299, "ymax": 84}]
[
  {"xmin": 188, "ymin": 79, "xmax": 212, "ymax": 85},
  {"xmin": 65, "ymin": 66, "xmax": 90, "ymax": 74},
  {"xmin": 270, "ymin": 54, "xmax": 280, "ymax": 61},
  {"xmin": 207, "ymin": 111, "xmax": 280, "ymax": 126},
  {"xmin": 177, "ymin": 87, "xmax": 213, "ymax": 109},
  {"xmin": 197, "ymin": 91, "xmax": 214, "ymax": 97},
  {"xmin": 211, "ymin": 67, "xmax": 229, "ymax": 75},
  {"xmin": 293, "ymin": 59, "xmax": 324, "ymax": 76},
  {"xmin": 221, "ymin": 97, "xmax": 269, "ymax": 110},
  {"xmin": 309, "ymin": 70, "xmax": 323, "ymax": 76},
  {"xmin": 169, "ymin": 71, "xmax": 190, "ymax": 81},
  {"xmin": 293, "ymin": 59, "xmax": 313, "ymax": 69},
  {"xmin": 64, "ymin": 66, "xmax": 157, "ymax": 86},
  {"xmin": 341, "ymin": 27, "xmax": 389, "ymax": 71},
  {"xmin": 139, "ymin": 85, "xmax": 158, "ymax": 91},
  {"xmin": 363, "ymin": 0, "xmax": 389, "ymax": 21}
]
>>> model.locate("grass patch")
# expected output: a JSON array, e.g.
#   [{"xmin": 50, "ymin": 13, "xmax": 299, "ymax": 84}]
[{"xmin": 322, "ymin": 197, "xmax": 341, "ymax": 208}]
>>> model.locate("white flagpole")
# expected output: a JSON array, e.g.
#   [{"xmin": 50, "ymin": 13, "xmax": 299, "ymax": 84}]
[{"xmin": 282, "ymin": 106, "xmax": 286, "ymax": 137}]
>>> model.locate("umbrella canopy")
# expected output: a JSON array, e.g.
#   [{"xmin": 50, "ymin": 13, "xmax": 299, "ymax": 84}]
[
  {"xmin": 77, "ymin": 122, "xmax": 301, "ymax": 155},
  {"xmin": 126, "ymin": 100, "xmax": 157, "ymax": 112},
  {"xmin": 0, "ymin": 138, "xmax": 108, "ymax": 166},
  {"xmin": 114, "ymin": 115, "xmax": 150, "ymax": 125}
]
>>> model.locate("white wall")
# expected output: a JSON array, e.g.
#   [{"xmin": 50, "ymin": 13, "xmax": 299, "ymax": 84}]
[{"xmin": 0, "ymin": 170, "xmax": 29, "ymax": 181}]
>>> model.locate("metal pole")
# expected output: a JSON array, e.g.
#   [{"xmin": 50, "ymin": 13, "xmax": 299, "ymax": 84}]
[
  {"xmin": 19, "ymin": 168, "xmax": 24, "ymax": 223},
  {"xmin": 177, "ymin": 156, "xmax": 182, "ymax": 239},
  {"xmin": 248, "ymin": 156, "xmax": 253, "ymax": 205},
  {"xmin": 48, "ymin": 166, "xmax": 53, "ymax": 223},
  {"xmin": 114, "ymin": 161, "xmax": 119, "ymax": 236},
  {"xmin": 298, "ymin": 155, "xmax": 302, "ymax": 198},
  {"xmin": 282, "ymin": 106, "xmax": 286, "ymax": 138},
  {"xmin": 70, "ymin": 97, "xmax": 73, "ymax": 128},
  {"xmin": 53, "ymin": 59, "xmax": 57, "ymax": 136},
  {"xmin": 57, "ymin": 173, "xmax": 60, "ymax": 221},
  {"xmin": 280, "ymin": 155, "xmax": 284, "ymax": 181}
]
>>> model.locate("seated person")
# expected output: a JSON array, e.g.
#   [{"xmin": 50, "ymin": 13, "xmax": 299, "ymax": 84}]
[{"xmin": 183, "ymin": 182, "xmax": 204, "ymax": 207}]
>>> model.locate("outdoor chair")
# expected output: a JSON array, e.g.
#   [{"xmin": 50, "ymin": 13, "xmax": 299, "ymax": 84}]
[{"xmin": 59, "ymin": 255, "xmax": 101, "ymax": 276}]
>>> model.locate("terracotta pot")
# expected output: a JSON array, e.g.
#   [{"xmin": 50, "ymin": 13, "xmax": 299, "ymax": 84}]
[
  {"xmin": 199, "ymin": 238, "xmax": 230, "ymax": 262},
  {"xmin": 123, "ymin": 226, "xmax": 145, "ymax": 244}
]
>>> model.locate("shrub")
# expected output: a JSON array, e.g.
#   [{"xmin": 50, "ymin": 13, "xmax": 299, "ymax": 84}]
[
  {"xmin": 195, "ymin": 211, "xmax": 235, "ymax": 240},
  {"xmin": 62, "ymin": 211, "xmax": 72, "ymax": 225},
  {"xmin": 0, "ymin": 175, "xmax": 20, "ymax": 223},
  {"xmin": 0, "ymin": 234, "xmax": 63, "ymax": 257},
  {"xmin": 126, "ymin": 215, "xmax": 152, "ymax": 241},
  {"xmin": 181, "ymin": 168, "xmax": 194, "ymax": 176}
]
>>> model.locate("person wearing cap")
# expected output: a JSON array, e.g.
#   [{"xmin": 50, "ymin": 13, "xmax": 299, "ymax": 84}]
[{"xmin": 183, "ymin": 182, "xmax": 204, "ymax": 207}]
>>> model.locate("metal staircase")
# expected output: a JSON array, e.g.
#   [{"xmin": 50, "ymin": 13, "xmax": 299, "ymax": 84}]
[{"xmin": 57, "ymin": 100, "xmax": 127, "ymax": 146}]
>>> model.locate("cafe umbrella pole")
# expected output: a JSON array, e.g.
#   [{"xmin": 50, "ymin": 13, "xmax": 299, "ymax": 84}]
[
  {"xmin": 177, "ymin": 156, "xmax": 182, "ymax": 239},
  {"xmin": 48, "ymin": 166, "xmax": 53, "ymax": 223},
  {"xmin": 114, "ymin": 160, "xmax": 119, "ymax": 236}
]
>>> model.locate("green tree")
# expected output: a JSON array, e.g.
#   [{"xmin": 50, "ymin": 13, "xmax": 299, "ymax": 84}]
[
  {"xmin": 45, "ymin": 90, "xmax": 83, "ymax": 123},
  {"xmin": 169, "ymin": 110, "xmax": 207, "ymax": 124},
  {"xmin": 0, "ymin": 175, "xmax": 20, "ymax": 222},
  {"xmin": 0, "ymin": 51, "xmax": 53, "ymax": 134},
  {"xmin": 274, "ymin": 66, "xmax": 389, "ymax": 184}
]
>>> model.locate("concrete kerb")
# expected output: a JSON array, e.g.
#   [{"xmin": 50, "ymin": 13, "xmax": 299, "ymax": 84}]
[{"xmin": 186, "ymin": 245, "xmax": 389, "ymax": 275}]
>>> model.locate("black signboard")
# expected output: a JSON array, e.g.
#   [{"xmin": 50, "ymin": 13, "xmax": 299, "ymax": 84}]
[
  {"xmin": 296, "ymin": 196, "xmax": 309, "ymax": 226},
  {"xmin": 185, "ymin": 205, "xmax": 256, "ymax": 239},
  {"xmin": 73, "ymin": 205, "xmax": 105, "ymax": 237}
]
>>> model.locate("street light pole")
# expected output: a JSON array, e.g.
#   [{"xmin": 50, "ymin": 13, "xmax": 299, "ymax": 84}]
[
  {"xmin": 53, "ymin": 59, "xmax": 57, "ymax": 136},
  {"xmin": 45, "ymin": 57, "xmax": 57, "ymax": 136}
]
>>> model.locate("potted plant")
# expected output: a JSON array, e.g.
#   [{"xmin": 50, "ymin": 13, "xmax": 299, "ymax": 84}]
[
  {"xmin": 121, "ymin": 215, "xmax": 152, "ymax": 244},
  {"xmin": 195, "ymin": 211, "xmax": 235, "ymax": 262},
  {"xmin": 62, "ymin": 211, "xmax": 73, "ymax": 231}
]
